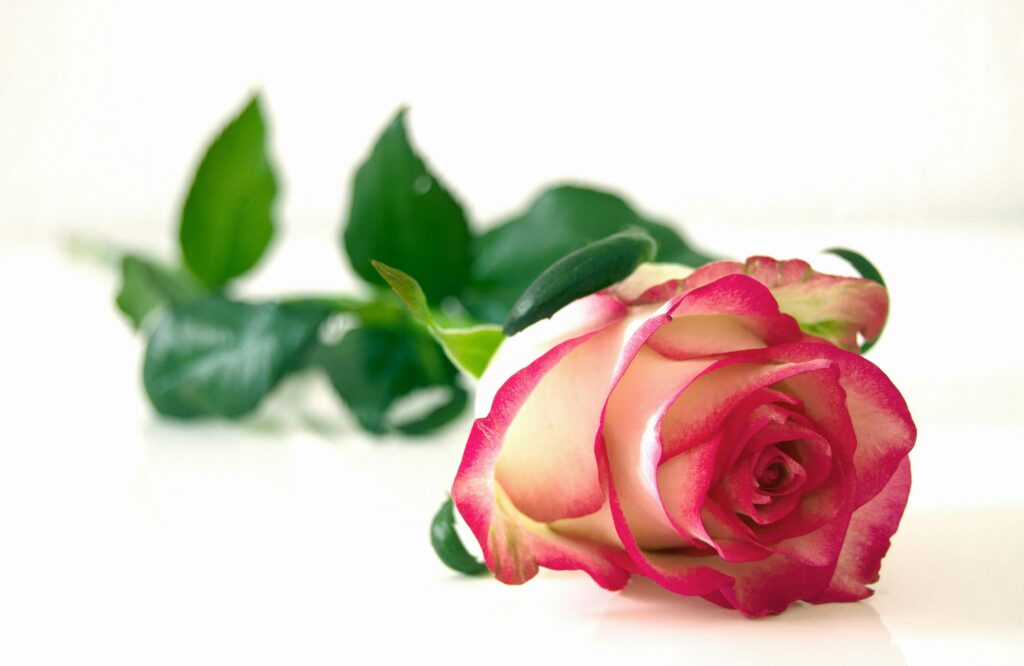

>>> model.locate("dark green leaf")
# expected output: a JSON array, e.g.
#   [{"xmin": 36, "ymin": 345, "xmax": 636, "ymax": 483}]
[
  {"xmin": 825, "ymin": 247, "xmax": 887, "ymax": 353},
  {"xmin": 116, "ymin": 254, "xmax": 205, "ymax": 329},
  {"xmin": 468, "ymin": 184, "xmax": 714, "ymax": 322},
  {"xmin": 503, "ymin": 228, "xmax": 657, "ymax": 336},
  {"xmin": 430, "ymin": 496, "xmax": 488, "ymax": 576},
  {"xmin": 344, "ymin": 108, "xmax": 472, "ymax": 304},
  {"xmin": 180, "ymin": 94, "xmax": 278, "ymax": 289},
  {"xmin": 825, "ymin": 247, "xmax": 886, "ymax": 287},
  {"xmin": 317, "ymin": 323, "xmax": 466, "ymax": 435},
  {"xmin": 394, "ymin": 386, "xmax": 468, "ymax": 436},
  {"xmin": 143, "ymin": 298, "xmax": 328, "ymax": 418},
  {"xmin": 372, "ymin": 261, "xmax": 504, "ymax": 378}
]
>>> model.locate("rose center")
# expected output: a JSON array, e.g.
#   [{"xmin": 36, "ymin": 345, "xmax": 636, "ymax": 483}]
[
  {"xmin": 757, "ymin": 460, "xmax": 785, "ymax": 489},
  {"xmin": 752, "ymin": 445, "xmax": 807, "ymax": 498}
]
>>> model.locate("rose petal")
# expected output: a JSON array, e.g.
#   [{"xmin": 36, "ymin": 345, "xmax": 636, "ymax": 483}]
[
  {"xmin": 655, "ymin": 435, "xmax": 721, "ymax": 548},
  {"xmin": 603, "ymin": 347, "xmax": 714, "ymax": 548},
  {"xmin": 625, "ymin": 257, "xmax": 889, "ymax": 351},
  {"xmin": 810, "ymin": 457, "xmax": 912, "ymax": 603},
  {"xmin": 629, "ymin": 260, "xmax": 746, "ymax": 304},
  {"xmin": 475, "ymin": 293, "xmax": 627, "ymax": 414},
  {"xmin": 608, "ymin": 262, "xmax": 694, "ymax": 303},
  {"xmin": 495, "ymin": 309, "xmax": 645, "ymax": 522},
  {"xmin": 764, "ymin": 343, "xmax": 916, "ymax": 506},
  {"xmin": 699, "ymin": 459, "xmax": 856, "ymax": 614},
  {"xmin": 452, "ymin": 318, "xmax": 630, "ymax": 589},
  {"xmin": 741, "ymin": 256, "xmax": 888, "ymax": 351},
  {"xmin": 712, "ymin": 552, "xmax": 839, "ymax": 617},
  {"xmin": 648, "ymin": 275, "xmax": 803, "ymax": 360},
  {"xmin": 659, "ymin": 358, "xmax": 836, "ymax": 459},
  {"xmin": 647, "ymin": 315, "xmax": 768, "ymax": 359}
]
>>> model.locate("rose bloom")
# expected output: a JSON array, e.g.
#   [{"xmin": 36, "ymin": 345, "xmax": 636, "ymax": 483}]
[{"xmin": 452, "ymin": 257, "xmax": 916, "ymax": 617}]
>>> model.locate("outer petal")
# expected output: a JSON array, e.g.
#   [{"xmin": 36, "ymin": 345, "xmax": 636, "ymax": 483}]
[
  {"xmin": 742, "ymin": 256, "xmax": 888, "ymax": 351},
  {"xmin": 647, "ymin": 275, "xmax": 803, "ymax": 359},
  {"xmin": 712, "ymin": 552, "xmax": 838, "ymax": 617},
  {"xmin": 607, "ymin": 262, "xmax": 694, "ymax": 303},
  {"xmin": 618, "ymin": 257, "xmax": 888, "ymax": 351},
  {"xmin": 475, "ymin": 293, "xmax": 626, "ymax": 414},
  {"xmin": 452, "ymin": 309, "xmax": 631, "ymax": 589},
  {"xmin": 495, "ymin": 306, "xmax": 643, "ymax": 522},
  {"xmin": 629, "ymin": 261, "xmax": 746, "ymax": 304},
  {"xmin": 810, "ymin": 457, "xmax": 912, "ymax": 603}
]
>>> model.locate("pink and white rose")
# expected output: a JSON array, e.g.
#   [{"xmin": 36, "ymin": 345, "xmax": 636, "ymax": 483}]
[{"xmin": 452, "ymin": 257, "xmax": 915, "ymax": 616}]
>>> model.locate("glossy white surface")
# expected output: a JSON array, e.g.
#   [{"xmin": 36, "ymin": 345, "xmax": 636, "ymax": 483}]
[{"xmin": 1, "ymin": 223, "xmax": 1022, "ymax": 665}]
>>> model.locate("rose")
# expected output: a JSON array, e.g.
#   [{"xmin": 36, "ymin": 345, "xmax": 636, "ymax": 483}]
[{"xmin": 452, "ymin": 256, "xmax": 916, "ymax": 616}]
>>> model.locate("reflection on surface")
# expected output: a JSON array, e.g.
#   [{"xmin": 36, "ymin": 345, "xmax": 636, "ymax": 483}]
[{"xmin": 593, "ymin": 577, "xmax": 904, "ymax": 666}]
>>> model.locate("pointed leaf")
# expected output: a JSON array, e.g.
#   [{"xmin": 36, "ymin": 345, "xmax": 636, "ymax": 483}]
[
  {"xmin": 116, "ymin": 254, "xmax": 206, "ymax": 329},
  {"xmin": 344, "ymin": 109, "xmax": 471, "ymax": 304},
  {"xmin": 503, "ymin": 227, "xmax": 656, "ymax": 335},
  {"xmin": 371, "ymin": 259, "xmax": 431, "ymax": 323},
  {"xmin": 373, "ymin": 260, "xmax": 503, "ymax": 378},
  {"xmin": 180, "ymin": 94, "xmax": 278, "ymax": 289},
  {"xmin": 433, "ymin": 326, "xmax": 505, "ymax": 378}
]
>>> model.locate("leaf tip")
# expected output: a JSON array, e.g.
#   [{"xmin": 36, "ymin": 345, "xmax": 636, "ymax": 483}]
[{"xmin": 389, "ymin": 105, "xmax": 411, "ymax": 131}]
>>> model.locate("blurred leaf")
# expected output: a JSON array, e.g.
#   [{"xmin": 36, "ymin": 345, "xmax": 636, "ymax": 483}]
[
  {"xmin": 143, "ymin": 298, "xmax": 328, "ymax": 418},
  {"xmin": 373, "ymin": 260, "xmax": 503, "ymax": 378},
  {"xmin": 430, "ymin": 496, "xmax": 488, "ymax": 576},
  {"xmin": 825, "ymin": 247, "xmax": 888, "ymax": 353},
  {"xmin": 180, "ymin": 94, "xmax": 278, "ymax": 289},
  {"xmin": 468, "ymin": 184, "xmax": 713, "ymax": 322},
  {"xmin": 317, "ymin": 323, "xmax": 467, "ymax": 435},
  {"xmin": 503, "ymin": 228, "xmax": 657, "ymax": 335},
  {"xmin": 344, "ymin": 108, "xmax": 472, "ymax": 304},
  {"xmin": 371, "ymin": 260, "xmax": 432, "ymax": 322},
  {"xmin": 394, "ymin": 387, "xmax": 468, "ymax": 436},
  {"xmin": 116, "ymin": 254, "xmax": 205, "ymax": 329}
]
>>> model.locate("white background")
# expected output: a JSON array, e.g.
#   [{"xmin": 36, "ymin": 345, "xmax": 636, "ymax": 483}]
[{"xmin": 1, "ymin": 2, "xmax": 1022, "ymax": 664}]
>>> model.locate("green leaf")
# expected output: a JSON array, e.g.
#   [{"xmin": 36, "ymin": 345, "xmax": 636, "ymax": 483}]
[
  {"xmin": 344, "ymin": 108, "xmax": 472, "ymax": 304},
  {"xmin": 394, "ymin": 387, "xmax": 468, "ymax": 436},
  {"xmin": 115, "ymin": 254, "xmax": 206, "ymax": 329},
  {"xmin": 503, "ymin": 228, "xmax": 657, "ymax": 336},
  {"xmin": 430, "ymin": 496, "xmax": 488, "ymax": 576},
  {"xmin": 432, "ymin": 327, "xmax": 504, "ymax": 379},
  {"xmin": 317, "ymin": 323, "xmax": 467, "ymax": 435},
  {"xmin": 180, "ymin": 94, "xmax": 278, "ymax": 289},
  {"xmin": 825, "ymin": 247, "xmax": 887, "ymax": 353},
  {"xmin": 467, "ymin": 184, "xmax": 714, "ymax": 322},
  {"xmin": 143, "ymin": 298, "xmax": 328, "ymax": 418},
  {"xmin": 372, "ymin": 261, "xmax": 503, "ymax": 378},
  {"xmin": 370, "ymin": 259, "xmax": 432, "ymax": 323},
  {"xmin": 825, "ymin": 247, "xmax": 886, "ymax": 287}
]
